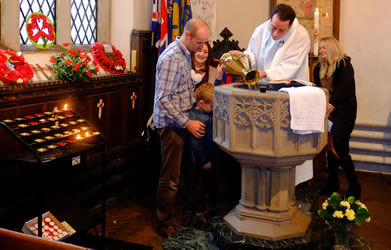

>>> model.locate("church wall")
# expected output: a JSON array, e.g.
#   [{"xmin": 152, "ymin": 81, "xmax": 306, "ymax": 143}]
[
  {"xmin": 215, "ymin": 0, "xmax": 269, "ymax": 50},
  {"xmin": 339, "ymin": 0, "xmax": 391, "ymax": 127},
  {"xmin": 133, "ymin": 0, "xmax": 152, "ymax": 31},
  {"xmin": 111, "ymin": 0, "xmax": 134, "ymax": 68},
  {"xmin": 1, "ymin": 0, "xmax": 19, "ymax": 50}
]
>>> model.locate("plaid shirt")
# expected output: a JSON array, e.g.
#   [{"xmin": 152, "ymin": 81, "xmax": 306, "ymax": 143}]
[{"xmin": 153, "ymin": 38, "xmax": 195, "ymax": 128}]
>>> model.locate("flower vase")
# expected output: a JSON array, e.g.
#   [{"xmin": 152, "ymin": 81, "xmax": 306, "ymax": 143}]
[{"xmin": 333, "ymin": 221, "xmax": 352, "ymax": 250}]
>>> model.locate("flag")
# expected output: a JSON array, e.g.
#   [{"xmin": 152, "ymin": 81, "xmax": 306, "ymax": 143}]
[
  {"xmin": 151, "ymin": 0, "xmax": 168, "ymax": 54},
  {"xmin": 167, "ymin": 0, "xmax": 179, "ymax": 43},
  {"xmin": 152, "ymin": 0, "xmax": 159, "ymax": 32},
  {"xmin": 151, "ymin": 0, "xmax": 160, "ymax": 46},
  {"xmin": 158, "ymin": 0, "xmax": 168, "ymax": 54},
  {"xmin": 168, "ymin": 0, "xmax": 192, "ymax": 43},
  {"xmin": 152, "ymin": 0, "xmax": 190, "ymax": 55},
  {"xmin": 182, "ymin": 0, "xmax": 192, "ymax": 34}
]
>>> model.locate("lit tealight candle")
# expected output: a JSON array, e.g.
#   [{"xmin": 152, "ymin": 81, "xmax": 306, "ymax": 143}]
[
  {"xmin": 85, "ymin": 132, "xmax": 90, "ymax": 137},
  {"xmin": 63, "ymin": 104, "xmax": 68, "ymax": 111},
  {"xmin": 76, "ymin": 134, "xmax": 83, "ymax": 140}
]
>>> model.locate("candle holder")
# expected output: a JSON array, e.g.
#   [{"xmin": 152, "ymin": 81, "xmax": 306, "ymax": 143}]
[{"xmin": 1, "ymin": 108, "xmax": 103, "ymax": 155}]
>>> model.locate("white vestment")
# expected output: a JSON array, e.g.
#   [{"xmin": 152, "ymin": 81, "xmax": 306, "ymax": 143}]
[
  {"xmin": 246, "ymin": 18, "xmax": 313, "ymax": 185},
  {"xmin": 246, "ymin": 18, "xmax": 310, "ymax": 82}
]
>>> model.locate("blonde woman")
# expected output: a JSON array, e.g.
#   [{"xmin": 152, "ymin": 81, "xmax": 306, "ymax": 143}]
[{"xmin": 314, "ymin": 37, "xmax": 361, "ymax": 199}]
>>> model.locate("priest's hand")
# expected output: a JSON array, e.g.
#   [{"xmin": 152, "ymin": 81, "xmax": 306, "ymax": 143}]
[
  {"xmin": 258, "ymin": 70, "xmax": 267, "ymax": 79},
  {"xmin": 187, "ymin": 120, "xmax": 206, "ymax": 139},
  {"xmin": 229, "ymin": 50, "xmax": 244, "ymax": 56}
]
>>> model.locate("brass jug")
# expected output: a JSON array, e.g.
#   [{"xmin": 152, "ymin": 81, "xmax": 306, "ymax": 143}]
[{"xmin": 220, "ymin": 53, "xmax": 260, "ymax": 87}]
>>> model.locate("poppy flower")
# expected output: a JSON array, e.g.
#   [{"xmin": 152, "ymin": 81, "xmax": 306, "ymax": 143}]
[
  {"xmin": 0, "ymin": 63, "xmax": 11, "ymax": 74},
  {"xmin": 73, "ymin": 64, "xmax": 81, "ymax": 71},
  {"xmin": 0, "ymin": 54, "xmax": 7, "ymax": 64},
  {"xmin": 7, "ymin": 70, "xmax": 20, "ymax": 81}
]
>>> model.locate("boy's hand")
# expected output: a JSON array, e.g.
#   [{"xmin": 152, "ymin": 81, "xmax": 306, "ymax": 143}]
[{"xmin": 203, "ymin": 161, "xmax": 212, "ymax": 170}]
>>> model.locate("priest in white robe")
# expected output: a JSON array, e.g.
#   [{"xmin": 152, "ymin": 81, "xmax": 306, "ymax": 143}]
[
  {"xmin": 246, "ymin": 4, "xmax": 310, "ymax": 82},
  {"xmin": 244, "ymin": 4, "xmax": 313, "ymax": 185}
]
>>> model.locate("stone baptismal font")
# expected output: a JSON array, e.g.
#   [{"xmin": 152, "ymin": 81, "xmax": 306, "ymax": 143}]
[{"xmin": 213, "ymin": 54, "xmax": 327, "ymax": 240}]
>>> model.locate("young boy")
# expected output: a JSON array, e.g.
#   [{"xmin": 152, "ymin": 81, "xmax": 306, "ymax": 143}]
[{"xmin": 189, "ymin": 83, "xmax": 220, "ymax": 223}]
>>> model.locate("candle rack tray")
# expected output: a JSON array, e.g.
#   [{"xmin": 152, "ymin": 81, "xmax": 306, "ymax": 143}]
[{"xmin": 0, "ymin": 109, "xmax": 104, "ymax": 164}]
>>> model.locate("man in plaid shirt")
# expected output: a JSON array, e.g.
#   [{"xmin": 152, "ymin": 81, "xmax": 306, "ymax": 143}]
[{"xmin": 153, "ymin": 18, "xmax": 210, "ymax": 237}]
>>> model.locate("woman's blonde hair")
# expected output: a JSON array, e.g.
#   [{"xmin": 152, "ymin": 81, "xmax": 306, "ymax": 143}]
[{"xmin": 318, "ymin": 37, "xmax": 347, "ymax": 79}]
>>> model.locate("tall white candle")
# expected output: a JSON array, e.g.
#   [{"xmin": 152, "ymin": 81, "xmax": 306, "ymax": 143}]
[
  {"xmin": 314, "ymin": 8, "xmax": 320, "ymax": 57},
  {"xmin": 314, "ymin": 8, "xmax": 319, "ymax": 31},
  {"xmin": 131, "ymin": 50, "xmax": 137, "ymax": 72}
]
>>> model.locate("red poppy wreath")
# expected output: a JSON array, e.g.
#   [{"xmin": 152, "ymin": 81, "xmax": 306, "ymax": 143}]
[
  {"xmin": 90, "ymin": 42, "xmax": 126, "ymax": 74},
  {"xmin": 26, "ymin": 12, "xmax": 55, "ymax": 49},
  {"xmin": 0, "ymin": 49, "xmax": 34, "ymax": 85}
]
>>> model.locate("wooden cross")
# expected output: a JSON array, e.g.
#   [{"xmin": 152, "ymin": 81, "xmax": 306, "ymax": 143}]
[
  {"xmin": 130, "ymin": 92, "xmax": 137, "ymax": 110},
  {"xmin": 97, "ymin": 99, "xmax": 104, "ymax": 119}
]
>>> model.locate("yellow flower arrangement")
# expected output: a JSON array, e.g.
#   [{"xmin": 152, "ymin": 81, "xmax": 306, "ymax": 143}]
[{"xmin": 318, "ymin": 192, "xmax": 371, "ymax": 248}]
